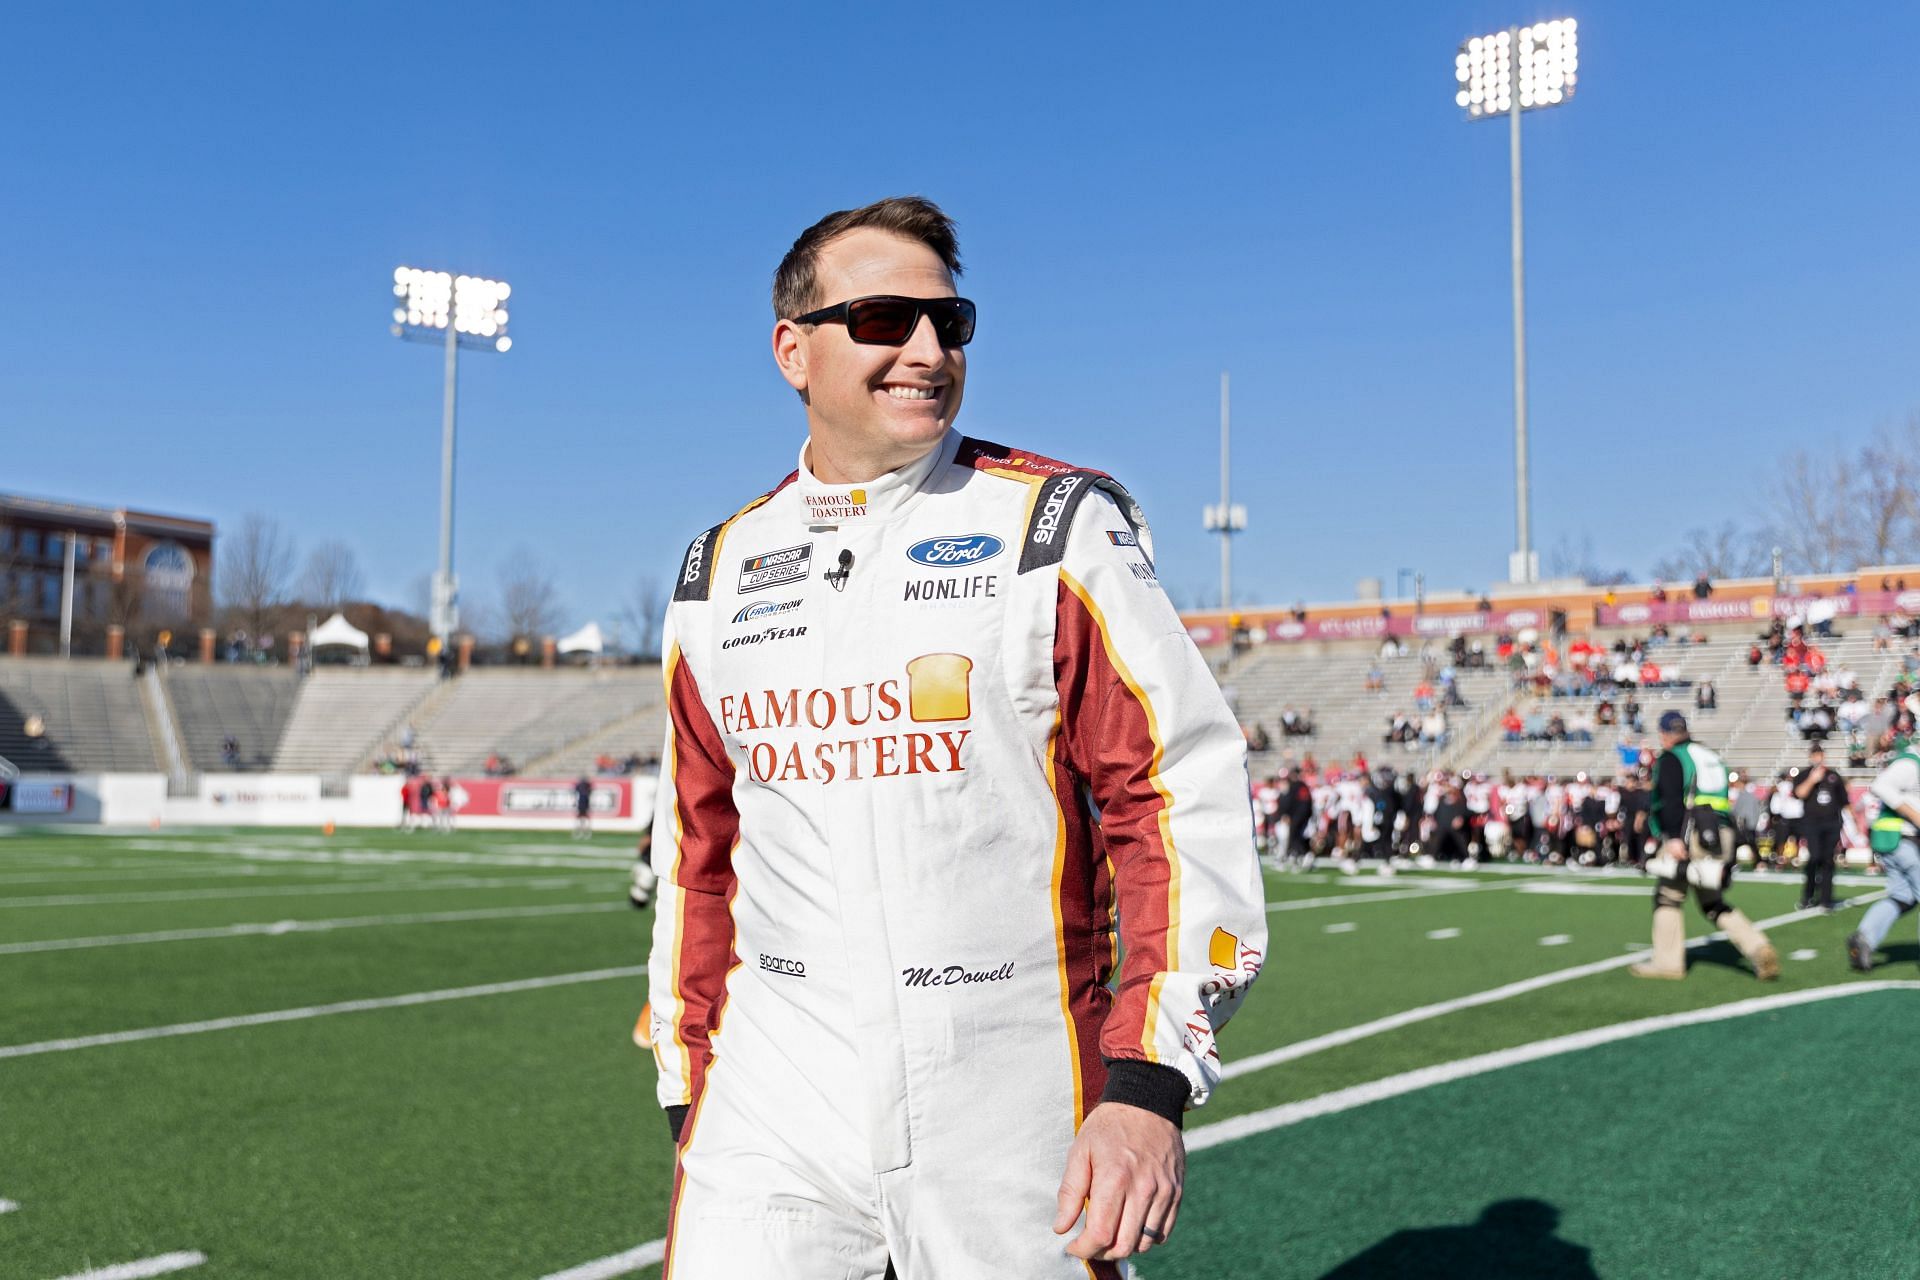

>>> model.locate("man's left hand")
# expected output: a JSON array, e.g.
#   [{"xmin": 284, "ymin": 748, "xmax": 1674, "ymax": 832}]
[{"xmin": 1052, "ymin": 1102, "xmax": 1184, "ymax": 1260}]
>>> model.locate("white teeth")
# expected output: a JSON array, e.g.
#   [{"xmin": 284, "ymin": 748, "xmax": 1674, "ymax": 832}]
[{"xmin": 885, "ymin": 386, "xmax": 936, "ymax": 401}]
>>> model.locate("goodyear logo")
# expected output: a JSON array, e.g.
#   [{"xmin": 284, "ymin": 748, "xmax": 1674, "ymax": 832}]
[{"xmin": 906, "ymin": 534, "xmax": 1003, "ymax": 567}]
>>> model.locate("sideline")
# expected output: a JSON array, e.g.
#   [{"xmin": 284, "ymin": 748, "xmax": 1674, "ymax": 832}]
[
  {"xmin": 1191, "ymin": 980, "xmax": 1920, "ymax": 1151},
  {"xmin": 48, "ymin": 1253, "xmax": 207, "ymax": 1280},
  {"xmin": 0, "ymin": 901, "xmax": 631, "ymax": 955},
  {"xmin": 1221, "ymin": 895, "xmax": 1881, "ymax": 1080},
  {"xmin": 0, "ymin": 966, "xmax": 646, "ymax": 1060},
  {"xmin": 0, "ymin": 874, "xmax": 607, "ymax": 909}
]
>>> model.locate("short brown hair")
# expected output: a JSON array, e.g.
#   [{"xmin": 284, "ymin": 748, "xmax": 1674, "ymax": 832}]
[{"xmin": 772, "ymin": 196, "xmax": 962, "ymax": 320}]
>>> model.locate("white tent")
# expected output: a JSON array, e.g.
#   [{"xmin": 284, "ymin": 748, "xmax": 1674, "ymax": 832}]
[
  {"xmin": 310, "ymin": 612, "xmax": 370, "ymax": 651},
  {"xmin": 557, "ymin": 621, "xmax": 605, "ymax": 655}
]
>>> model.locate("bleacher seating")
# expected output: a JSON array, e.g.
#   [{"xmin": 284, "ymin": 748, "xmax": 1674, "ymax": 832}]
[
  {"xmin": 518, "ymin": 698, "xmax": 668, "ymax": 779},
  {"xmin": 272, "ymin": 668, "xmax": 439, "ymax": 775},
  {"xmin": 0, "ymin": 657, "xmax": 161, "ymax": 772},
  {"xmin": 165, "ymin": 666, "xmax": 300, "ymax": 771},
  {"xmin": 408, "ymin": 667, "xmax": 664, "ymax": 776},
  {"xmin": 1217, "ymin": 642, "xmax": 1510, "ymax": 777}
]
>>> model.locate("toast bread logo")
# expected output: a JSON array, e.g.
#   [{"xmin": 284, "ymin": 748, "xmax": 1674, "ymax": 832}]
[
  {"xmin": 907, "ymin": 534, "xmax": 1003, "ymax": 567},
  {"xmin": 906, "ymin": 653, "xmax": 972, "ymax": 722},
  {"xmin": 1031, "ymin": 474, "xmax": 1084, "ymax": 546},
  {"xmin": 1105, "ymin": 529, "xmax": 1138, "ymax": 548},
  {"xmin": 806, "ymin": 489, "xmax": 868, "ymax": 522},
  {"xmin": 732, "ymin": 599, "xmax": 801, "ymax": 624},
  {"xmin": 1208, "ymin": 927, "xmax": 1239, "ymax": 969},
  {"xmin": 738, "ymin": 543, "xmax": 812, "ymax": 593}
]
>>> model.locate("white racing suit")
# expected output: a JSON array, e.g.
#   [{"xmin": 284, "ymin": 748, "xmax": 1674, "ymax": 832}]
[{"xmin": 647, "ymin": 430, "xmax": 1267, "ymax": 1279}]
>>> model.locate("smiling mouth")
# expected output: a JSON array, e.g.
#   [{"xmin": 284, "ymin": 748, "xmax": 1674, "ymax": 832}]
[{"xmin": 882, "ymin": 385, "xmax": 941, "ymax": 402}]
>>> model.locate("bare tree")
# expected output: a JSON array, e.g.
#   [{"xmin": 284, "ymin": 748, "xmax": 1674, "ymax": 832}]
[
  {"xmin": 1545, "ymin": 533, "xmax": 1635, "ymax": 586},
  {"xmin": 1650, "ymin": 522, "xmax": 1771, "ymax": 584},
  {"xmin": 219, "ymin": 513, "xmax": 297, "ymax": 639},
  {"xmin": 298, "ymin": 540, "xmax": 366, "ymax": 612},
  {"xmin": 1853, "ymin": 417, "xmax": 1920, "ymax": 568},
  {"xmin": 616, "ymin": 574, "xmax": 665, "ymax": 659},
  {"xmin": 497, "ymin": 548, "xmax": 561, "ymax": 648},
  {"xmin": 1766, "ymin": 451, "xmax": 1856, "ymax": 574}
]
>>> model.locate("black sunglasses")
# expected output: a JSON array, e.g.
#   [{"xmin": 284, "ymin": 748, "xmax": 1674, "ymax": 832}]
[{"xmin": 791, "ymin": 295, "xmax": 976, "ymax": 347}]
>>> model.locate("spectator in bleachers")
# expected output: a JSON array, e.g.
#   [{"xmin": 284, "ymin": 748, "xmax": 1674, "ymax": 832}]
[
  {"xmin": 1364, "ymin": 663, "xmax": 1385, "ymax": 693},
  {"xmin": 1692, "ymin": 573, "xmax": 1713, "ymax": 599},
  {"xmin": 1501, "ymin": 709, "xmax": 1524, "ymax": 743},
  {"xmin": 1694, "ymin": 680, "xmax": 1717, "ymax": 712},
  {"xmin": 221, "ymin": 735, "xmax": 239, "ymax": 768},
  {"xmin": 1596, "ymin": 698, "xmax": 1617, "ymax": 727}
]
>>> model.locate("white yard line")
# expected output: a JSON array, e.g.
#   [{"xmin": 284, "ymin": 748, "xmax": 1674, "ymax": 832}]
[
  {"xmin": 536, "ymin": 1240, "xmax": 668, "ymax": 1280},
  {"xmin": 1221, "ymin": 896, "xmax": 1879, "ymax": 1080},
  {"xmin": 1268, "ymin": 882, "xmax": 1517, "ymax": 913},
  {"xmin": 141, "ymin": 840, "xmax": 633, "ymax": 873},
  {"xmin": 0, "ymin": 874, "xmax": 607, "ymax": 909},
  {"xmin": 0, "ymin": 864, "xmax": 391, "ymax": 886},
  {"xmin": 1192, "ymin": 981, "xmax": 1920, "ymax": 1152},
  {"xmin": 1425, "ymin": 928, "xmax": 1462, "ymax": 940},
  {"xmin": 47, "ymin": 1253, "xmax": 208, "ymax": 1280},
  {"xmin": 0, "ymin": 902, "xmax": 631, "ymax": 955},
  {"xmin": 0, "ymin": 965, "xmax": 647, "ymax": 1060}
]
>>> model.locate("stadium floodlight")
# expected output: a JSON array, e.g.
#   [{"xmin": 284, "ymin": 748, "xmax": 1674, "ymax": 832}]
[
  {"xmin": 390, "ymin": 266, "xmax": 515, "ymax": 653},
  {"xmin": 1455, "ymin": 17, "xmax": 1579, "ymax": 586},
  {"xmin": 1200, "ymin": 372, "xmax": 1247, "ymax": 609}
]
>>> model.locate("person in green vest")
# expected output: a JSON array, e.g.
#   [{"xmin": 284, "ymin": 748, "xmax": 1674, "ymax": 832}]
[
  {"xmin": 1850, "ymin": 713, "xmax": 1920, "ymax": 971},
  {"xmin": 1631, "ymin": 711, "xmax": 1780, "ymax": 980}
]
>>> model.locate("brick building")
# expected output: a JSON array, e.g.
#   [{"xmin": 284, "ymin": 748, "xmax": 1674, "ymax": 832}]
[{"xmin": 0, "ymin": 493, "xmax": 214, "ymax": 657}]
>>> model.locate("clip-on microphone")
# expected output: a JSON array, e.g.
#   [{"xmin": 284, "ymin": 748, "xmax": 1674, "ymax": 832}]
[{"xmin": 824, "ymin": 549, "xmax": 855, "ymax": 592}]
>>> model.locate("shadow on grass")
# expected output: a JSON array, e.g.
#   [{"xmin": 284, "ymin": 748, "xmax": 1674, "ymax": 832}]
[
  {"xmin": 1878, "ymin": 942, "xmax": 1919, "ymax": 967},
  {"xmin": 1318, "ymin": 1198, "xmax": 1599, "ymax": 1279}
]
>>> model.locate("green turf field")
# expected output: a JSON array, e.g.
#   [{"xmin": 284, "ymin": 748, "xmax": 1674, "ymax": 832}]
[{"xmin": 1, "ymin": 829, "xmax": 1913, "ymax": 1279}]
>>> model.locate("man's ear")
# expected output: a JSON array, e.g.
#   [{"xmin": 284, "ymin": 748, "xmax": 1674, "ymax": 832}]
[{"xmin": 773, "ymin": 320, "xmax": 808, "ymax": 399}]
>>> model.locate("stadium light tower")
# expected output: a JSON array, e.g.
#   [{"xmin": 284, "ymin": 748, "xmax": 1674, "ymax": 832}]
[
  {"xmin": 1455, "ymin": 17, "xmax": 1579, "ymax": 585},
  {"xmin": 1202, "ymin": 371, "xmax": 1246, "ymax": 609},
  {"xmin": 390, "ymin": 267, "xmax": 513, "ymax": 654}
]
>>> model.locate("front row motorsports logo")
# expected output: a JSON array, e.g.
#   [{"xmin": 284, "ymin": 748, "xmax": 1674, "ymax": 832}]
[{"xmin": 720, "ymin": 653, "xmax": 974, "ymax": 783}]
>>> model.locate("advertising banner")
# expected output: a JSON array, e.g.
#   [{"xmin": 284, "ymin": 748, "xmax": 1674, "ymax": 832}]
[
  {"xmin": 10, "ymin": 779, "xmax": 76, "ymax": 814},
  {"xmin": 451, "ymin": 777, "xmax": 639, "ymax": 822}
]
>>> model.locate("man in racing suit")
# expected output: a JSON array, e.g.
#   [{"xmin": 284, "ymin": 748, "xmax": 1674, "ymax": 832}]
[
  {"xmin": 1849, "ymin": 719, "xmax": 1920, "ymax": 971},
  {"xmin": 1629, "ymin": 711, "xmax": 1779, "ymax": 981},
  {"xmin": 647, "ymin": 197, "xmax": 1267, "ymax": 1279}
]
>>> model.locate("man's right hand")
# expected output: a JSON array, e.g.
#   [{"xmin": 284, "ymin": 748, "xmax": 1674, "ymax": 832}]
[{"xmin": 1663, "ymin": 837, "xmax": 1688, "ymax": 861}]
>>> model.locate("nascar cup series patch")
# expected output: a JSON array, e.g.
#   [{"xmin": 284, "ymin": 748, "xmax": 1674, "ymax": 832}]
[{"xmin": 738, "ymin": 544, "xmax": 812, "ymax": 593}]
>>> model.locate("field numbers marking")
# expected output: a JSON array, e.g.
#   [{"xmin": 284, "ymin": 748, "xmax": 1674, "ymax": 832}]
[
  {"xmin": 48, "ymin": 1252, "xmax": 208, "ymax": 1280},
  {"xmin": 1425, "ymin": 928, "xmax": 1462, "ymax": 940},
  {"xmin": 0, "ymin": 966, "xmax": 646, "ymax": 1060}
]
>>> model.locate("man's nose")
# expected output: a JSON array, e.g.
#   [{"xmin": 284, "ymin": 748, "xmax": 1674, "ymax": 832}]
[{"xmin": 899, "ymin": 312, "xmax": 949, "ymax": 365}]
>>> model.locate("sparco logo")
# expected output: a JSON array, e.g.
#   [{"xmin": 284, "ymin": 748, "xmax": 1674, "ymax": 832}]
[
  {"xmin": 732, "ymin": 599, "xmax": 801, "ymax": 624},
  {"xmin": 906, "ymin": 534, "xmax": 1003, "ymax": 567},
  {"xmin": 758, "ymin": 953, "xmax": 806, "ymax": 978},
  {"xmin": 682, "ymin": 530, "xmax": 710, "ymax": 584},
  {"xmin": 901, "ymin": 961, "xmax": 1015, "ymax": 988},
  {"xmin": 1031, "ymin": 475, "xmax": 1083, "ymax": 545}
]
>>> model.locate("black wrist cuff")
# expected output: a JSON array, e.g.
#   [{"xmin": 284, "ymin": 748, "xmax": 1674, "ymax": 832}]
[
  {"xmin": 666, "ymin": 1104, "xmax": 689, "ymax": 1144},
  {"xmin": 1099, "ymin": 1059, "xmax": 1190, "ymax": 1129}
]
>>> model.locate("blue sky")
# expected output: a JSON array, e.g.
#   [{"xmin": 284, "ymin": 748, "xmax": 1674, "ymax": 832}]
[{"xmin": 6, "ymin": 1, "xmax": 1915, "ymax": 628}]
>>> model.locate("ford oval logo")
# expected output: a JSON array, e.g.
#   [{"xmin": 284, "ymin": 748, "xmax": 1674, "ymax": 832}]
[{"xmin": 907, "ymin": 534, "xmax": 1004, "ymax": 567}]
